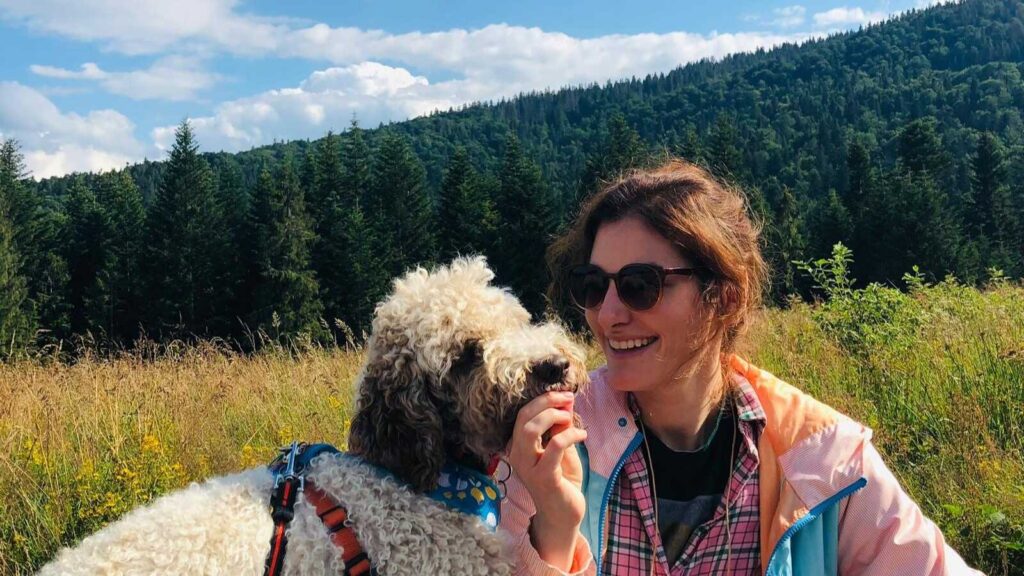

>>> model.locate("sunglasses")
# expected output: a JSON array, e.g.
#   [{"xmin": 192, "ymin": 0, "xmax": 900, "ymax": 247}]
[{"xmin": 569, "ymin": 263, "xmax": 703, "ymax": 311}]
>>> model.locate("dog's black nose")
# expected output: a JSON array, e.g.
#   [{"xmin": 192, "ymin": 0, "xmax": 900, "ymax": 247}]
[{"xmin": 533, "ymin": 356, "xmax": 570, "ymax": 385}]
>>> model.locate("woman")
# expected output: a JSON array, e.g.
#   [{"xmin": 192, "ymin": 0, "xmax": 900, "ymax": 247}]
[{"xmin": 500, "ymin": 159, "xmax": 981, "ymax": 575}]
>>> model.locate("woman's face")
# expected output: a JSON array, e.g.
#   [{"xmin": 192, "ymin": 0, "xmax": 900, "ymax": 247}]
[{"xmin": 585, "ymin": 215, "xmax": 707, "ymax": 393}]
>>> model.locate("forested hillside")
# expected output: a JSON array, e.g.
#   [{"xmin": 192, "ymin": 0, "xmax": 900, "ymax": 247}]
[{"xmin": 3, "ymin": 0, "xmax": 1024, "ymax": 355}]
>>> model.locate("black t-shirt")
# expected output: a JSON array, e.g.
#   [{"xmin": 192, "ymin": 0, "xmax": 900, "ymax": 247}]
[{"xmin": 640, "ymin": 403, "xmax": 738, "ymax": 565}]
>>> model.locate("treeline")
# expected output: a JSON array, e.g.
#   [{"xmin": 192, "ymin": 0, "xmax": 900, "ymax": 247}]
[
  {"xmin": 0, "ymin": 123, "xmax": 561, "ymax": 356},
  {"xmin": 5, "ymin": 0, "xmax": 1024, "ymax": 357}
]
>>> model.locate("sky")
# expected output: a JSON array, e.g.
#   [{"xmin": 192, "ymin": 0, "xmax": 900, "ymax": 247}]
[{"xmin": 0, "ymin": 0, "xmax": 942, "ymax": 179}]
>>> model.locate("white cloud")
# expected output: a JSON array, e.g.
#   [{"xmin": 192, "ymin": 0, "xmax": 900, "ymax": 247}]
[
  {"xmin": 151, "ymin": 24, "xmax": 808, "ymax": 155},
  {"xmin": 0, "ymin": 82, "xmax": 145, "ymax": 178},
  {"xmin": 812, "ymin": 7, "xmax": 888, "ymax": 28},
  {"xmin": 152, "ymin": 62, "xmax": 462, "ymax": 153},
  {"xmin": 30, "ymin": 62, "xmax": 105, "ymax": 79},
  {"xmin": 772, "ymin": 6, "xmax": 807, "ymax": 28},
  {"xmin": 29, "ymin": 56, "xmax": 218, "ymax": 101},
  {"xmin": 0, "ymin": 0, "xmax": 280, "ymax": 55}
]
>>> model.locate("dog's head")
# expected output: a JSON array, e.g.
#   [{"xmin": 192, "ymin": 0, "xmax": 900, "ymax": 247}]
[{"xmin": 348, "ymin": 257, "xmax": 588, "ymax": 491}]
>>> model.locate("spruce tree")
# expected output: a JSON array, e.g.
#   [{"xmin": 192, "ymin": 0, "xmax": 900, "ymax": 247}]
[
  {"xmin": 144, "ymin": 121, "xmax": 226, "ymax": 337},
  {"xmin": 247, "ymin": 160, "xmax": 324, "ymax": 341},
  {"xmin": 368, "ymin": 131, "xmax": 436, "ymax": 277},
  {"xmin": 708, "ymin": 113, "xmax": 744, "ymax": 183},
  {"xmin": 578, "ymin": 114, "xmax": 647, "ymax": 209},
  {"xmin": 95, "ymin": 170, "xmax": 146, "ymax": 342},
  {"xmin": 438, "ymin": 147, "xmax": 497, "ymax": 261},
  {"xmin": 343, "ymin": 120, "xmax": 373, "ymax": 210},
  {"xmin": 0, "ymin": 187, "xmax": 34, "ymax": 358},
  {"xmin": 970, "ymin": 132, "xmax": 1005, "ymax": 237},
  {"xmin": 495, "ymin": 134, "xmax": 558, "ymax": 316},
  {"xmin": 311, "ymin": 132, "xmax": 344, "ymax": 227},
  {"xmin": 771, "ymin": 185, "xmax": 807, "ymax": 301},
  {"xmin": 65, "ymin": 179, "xmax": 111, "ymax": 337},
  {"xmin": 0, "ymin": 139, "xmax": 69, "ymax": 343},
  {"xmin": 321, "ymin": 200, "xmax": 387, "ymax": 339}
]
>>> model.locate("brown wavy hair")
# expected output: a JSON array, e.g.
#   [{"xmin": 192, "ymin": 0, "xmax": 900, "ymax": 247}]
[{"xmin": 547, "ymin": 158, "xmax": 768, "ymax": 355}]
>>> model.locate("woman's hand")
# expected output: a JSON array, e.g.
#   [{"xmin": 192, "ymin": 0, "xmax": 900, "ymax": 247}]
[{"xmin": 507, "ymin": 391, "xmax": 588, "ymax": 570}]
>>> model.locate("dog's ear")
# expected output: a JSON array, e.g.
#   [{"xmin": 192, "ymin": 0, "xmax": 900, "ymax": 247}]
[{"xmin": 348, "ymin": 353, "xmax": 445, "ymax": 492}]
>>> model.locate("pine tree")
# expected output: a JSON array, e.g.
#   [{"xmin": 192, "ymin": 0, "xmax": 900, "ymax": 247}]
[
  {"xmin": 247, "ymin": 160, "xmax": 324, "ymax": 341},
  {"xmin": 495, "ymin": 134, "xmax": 558, "ymax": 316},
  {"xmin": 368, "ymin": 131, "xmax": 436, "ymax": 277},
  {"xmin": 144, "ymin": 121, "xmax": 227, "ymax": 337},
  {"xmin": 438, "ymin": 147, "xmax": 497, "ymax": 261}
]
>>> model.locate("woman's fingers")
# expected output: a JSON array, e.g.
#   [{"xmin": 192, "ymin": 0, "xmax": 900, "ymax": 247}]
[
  {"xmin": 514, "ymin": 391, "xmax": 574, "ymax": 428},
  {"xmin": 536, "ymin": 426, "xmax": 587, "ymax": 479}
]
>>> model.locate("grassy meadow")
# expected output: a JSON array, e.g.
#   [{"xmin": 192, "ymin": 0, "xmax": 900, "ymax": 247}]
[{"xmin": 1, "ymin": 271, "xmax": 1022, "ymax": 574}]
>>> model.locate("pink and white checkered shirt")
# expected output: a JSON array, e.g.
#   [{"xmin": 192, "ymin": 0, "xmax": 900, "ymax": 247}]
[{"xmin": 603, "ymin": 380, "xmax": 766, "ymax": 575}]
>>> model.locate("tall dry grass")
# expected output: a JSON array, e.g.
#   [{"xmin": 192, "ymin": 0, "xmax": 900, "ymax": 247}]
[{"xmin": 1, "ymin": 272, "xmax": 1022, "ymax": 574}]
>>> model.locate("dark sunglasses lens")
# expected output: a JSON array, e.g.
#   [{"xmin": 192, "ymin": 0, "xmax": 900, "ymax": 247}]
[
  {"xmin": 618, "ymin": 266, "xmax": 662, "ymax": 310},
  {"xmin": 570, "ymin": 268, "xmax": 608, "ymax": 309}
]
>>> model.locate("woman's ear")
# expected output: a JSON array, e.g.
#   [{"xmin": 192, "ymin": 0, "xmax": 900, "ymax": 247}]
[{"xmin": 347, "ymin": 354, "xmax": 445, "ymax": 491}]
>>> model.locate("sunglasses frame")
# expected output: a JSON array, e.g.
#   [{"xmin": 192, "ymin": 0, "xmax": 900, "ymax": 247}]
[{"xmin": 569, "ymin": 263, "xmax": 703, "ymax": 311}]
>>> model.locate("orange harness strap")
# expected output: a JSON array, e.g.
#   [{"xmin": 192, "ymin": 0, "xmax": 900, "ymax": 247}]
[{"xmin": 304, "ymin": 480, "xmax": 375, "ymax": 576}]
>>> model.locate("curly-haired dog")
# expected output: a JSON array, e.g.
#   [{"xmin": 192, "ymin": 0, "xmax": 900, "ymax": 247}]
[{"xmin": 39, "ymin": 257, "xmax": 588, "ymax": 575}]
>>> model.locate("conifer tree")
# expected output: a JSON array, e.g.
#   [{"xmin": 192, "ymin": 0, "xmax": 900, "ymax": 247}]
[
  {"xmin": 0, "ymin": 190, "xmax": 34, "ymax": 358},
  {"xmin": 771, "ymin": 185, "xmax": 807, "ymax": 301},
  {"xmin": 708, "ymin": 113, "xmax": 744, "ymax": 183},
  {"xmin": 438, "ymin": 147, "xmax": 497, "ymax": 260},
  {"xmin": 247, "ymin": 160, "xmax": 324, "ymax": 340},
  {"xmin": 495, "ymin": 134, "xmax": 558, "ymax": 316},
  {"xmin": 95, "ymin": 170, "xmax": 146, "ymax": 342},
  {"xmin": 897, "ymin": 117, "xmax": 952, "ymax": 179},
  {"xmin": 343, "ymin": 120, "xmax": 373, "ymax": 209},
  {"xmin": 311, "ymin": 132, "xmax": 344, "ymax": 228},
  {"xmin": 320, "ymin": 200, "xmax": 387, "ymax": 339},
  {"xmin": 144, "ymin": 121, "xmax": 226, "ymax": 337},
  {"xmin": 970, "ymin": 131, "xmax": 1005, "ymax": 237},
  {"xmin": 578, "ymin": 114, "xmax": 647, "ymax": 209},
  {"xmin": 65, "ymin": 179, "xmax": 110, "ymax": 336},
  {"xmin": 368, "ymin": 131, "xmax": 436, "ymax": 277},
  {"xmin": 809, "ymin": 189, "xmax": 854, "ymax": 261},
  {"xmin": 0, "ymin": 139, "xmax": 68, "ymax": 342}
]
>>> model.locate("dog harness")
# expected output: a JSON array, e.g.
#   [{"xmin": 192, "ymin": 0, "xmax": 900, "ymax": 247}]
[
  {"xmin": 264, "ymin": 442, "xmax": 376, "ymax": 576},
  {"xmin": 263, "ymin": 443, "xmax": 506, "ymax": 575}
]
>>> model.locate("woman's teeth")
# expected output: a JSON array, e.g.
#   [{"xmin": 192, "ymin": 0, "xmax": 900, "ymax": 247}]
[{"xmin": 608, "ymin": 337, "xmax": 656, "ymax": 351}]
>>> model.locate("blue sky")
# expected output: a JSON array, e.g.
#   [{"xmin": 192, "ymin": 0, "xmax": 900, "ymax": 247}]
[{"xmin": 0, "ymin": 0, "xmax": 938, "ymax": 178}]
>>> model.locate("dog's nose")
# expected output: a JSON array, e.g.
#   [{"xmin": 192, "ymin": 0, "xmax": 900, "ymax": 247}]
[{"xmin": 533, "ymin": 356, "xmax": 570, "ymax": 385}]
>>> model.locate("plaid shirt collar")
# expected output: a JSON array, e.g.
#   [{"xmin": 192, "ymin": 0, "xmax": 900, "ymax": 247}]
[{"xmin": 608, "ymin": 374, "xmax": 767, "ymax": 575}]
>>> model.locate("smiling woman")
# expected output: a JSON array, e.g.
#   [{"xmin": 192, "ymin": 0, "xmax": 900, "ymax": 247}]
[{"xmin": 500, "ymin": 158, "xmax": 983, "ymax": 575}]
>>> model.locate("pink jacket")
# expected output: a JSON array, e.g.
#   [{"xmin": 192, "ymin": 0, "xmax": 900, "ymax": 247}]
[{"xmin": 500, "ymin": 355, "xmax": 984, "ymax": 575}]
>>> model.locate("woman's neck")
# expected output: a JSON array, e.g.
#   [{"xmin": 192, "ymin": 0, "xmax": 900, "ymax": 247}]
[{"xmin": 632, "ymin": 347, "xmax": 725, "ymax": 451}]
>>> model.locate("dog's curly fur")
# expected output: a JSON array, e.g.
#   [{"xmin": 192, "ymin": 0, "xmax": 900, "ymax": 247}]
[{"xmin": 39, "ymin": 257, "xmax": 587, "ymax": 575}]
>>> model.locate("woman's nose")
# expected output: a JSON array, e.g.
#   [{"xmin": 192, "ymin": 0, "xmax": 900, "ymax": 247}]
[{"xmin": 597, "ymin": 282, "xmax": 630, "ymax": 327}]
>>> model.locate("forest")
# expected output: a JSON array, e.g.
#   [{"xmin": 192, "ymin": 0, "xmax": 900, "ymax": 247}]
[{"xmin": 2, "ymin": 0, "xmax": 1023, "ymax": 356}]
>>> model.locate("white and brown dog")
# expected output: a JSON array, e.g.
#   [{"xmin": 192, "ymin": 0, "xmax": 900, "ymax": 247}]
[{"xmin": 39, "ymin": 257, "xmax": 587, "ymax": 575}]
